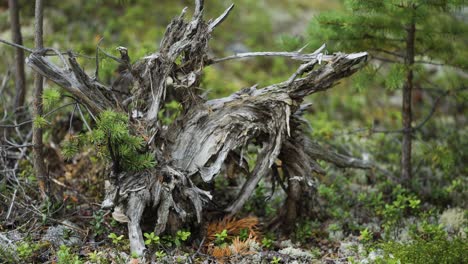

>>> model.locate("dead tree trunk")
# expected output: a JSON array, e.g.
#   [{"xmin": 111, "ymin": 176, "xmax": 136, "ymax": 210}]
[
  {"xmin": 8, "ymin": 0, "xmax": 26, "ymax": 113},
  {"xmin": 26, "ymin": 1, "xmax": 369, "ymax": 255},
  {"xmin": 32, "ymin": 0, "xmax": 48, "ymax": 200}
]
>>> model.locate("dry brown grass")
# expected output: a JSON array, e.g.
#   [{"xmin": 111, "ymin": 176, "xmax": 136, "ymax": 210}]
[
  {"xmin": 207, "ymin": 235, "xmax": 258, "ymax": 263},
  {"xmin": 206, "ymin": 216, "xmax": 260, "ymax": 244},
  {"xmin": 205, "ymin": 217, "xmax": 260, "ymax": 262}
]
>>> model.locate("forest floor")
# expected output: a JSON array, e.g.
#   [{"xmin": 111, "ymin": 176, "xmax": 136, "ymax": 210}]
[
  {"xmin": 0, "ymin": 201, "xmax": 466, "ymax": 264},
  {"xmin": 0, "ymin": 145, "xmax": 466, "ymax": 264}
]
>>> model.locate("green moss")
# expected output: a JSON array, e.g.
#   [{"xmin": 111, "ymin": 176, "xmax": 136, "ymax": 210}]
[{"xmin": 376, "ymin": 237, "xmax": 468, "ymax": 264}]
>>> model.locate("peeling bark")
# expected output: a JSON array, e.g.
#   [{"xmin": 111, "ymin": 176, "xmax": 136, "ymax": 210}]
[{"xmin": 26, "ymin": 1, "xmax": 370, "ymax": 255}]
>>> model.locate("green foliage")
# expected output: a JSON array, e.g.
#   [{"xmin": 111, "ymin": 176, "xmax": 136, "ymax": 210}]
[
  {"xmin": 15, "ymin": 241, "xmax": 45, "ymax": 261},
  {"xmin": 214, "ymin": 229, "xmax": 228, "ymax": 246},
  {"xmin": 161, "ymin": 230, "xmax": 191, "ymax": 248},
  {"xmin": 379, "ymin": 192, "xmax": 421, "ymax": 238},
  {"xmin": 279, "ymin": 35, "xmax": 303, "ymax": 51},
  {"xmin": 174, "ymin": 230, "xmax": 191, "ymax": 247},
  {"xmin": 61, "ymin": 135, "xmax": 82, "ymax": 160},
  {"xmin": 18, "ymin": 161, "xmax": 37, "ymax": 184},
  {"xmin": 33, "ymin": 116, "xmax": 49, "ymax": 128},
  {"xmin": 270, "ymin": 256, "xmax": 282, "ymax": 264},
  {"xmin": 409, "ymin": 222, "xmax": 447, "ymax": 241},
  {"xmin": 317, "ymin": 178, "xmax": 354, "ymax": 222},
  {"xmin": 310, "ymin": 112, "xmax": 339, "ymax": 140},
  {"xmin": 422, "ymin": 144, "xmax": 455, "ymax": 174},
  {"xmin": 108, "ymin": 233, "xmax": 124, "ymax": 245},
  {"xmin": 294, "ymin": 221, "xmax": 315, "ymax": 243},
  {"xmin": 56, "ymin": 245, "xmax": 82, "ymax": 264},
  {"xmin": 385, "ymin": 64, "xmax": 405, "ymax": 91},
  {"xmin": 130, "ymin": 251, "xmax": 139, "ymax": 259},
  {"xmin": 144, "ymin": 232, "xmax": 160, "ymax": 246},
  {"xmin": 307, "ymin": 0, "xmax": 467, "ymax": 208},
  {"xmin": 261, "ymin": 237, "xmax": 274, "ymax": 249},
  {"xmin": 155, "ymin": 250, "xmax": 167, "ymax": 260},
  {"xmin": 359, "ymin": 228, "xmax": 373, "ymax": 244},
  {"xmin": 92, "ymin": 110, "xmax": 156, "ymax": 171},
  {"xmin": 61, "ymin": 110, "xmax": 156, "ymax": 171},
  {"xmin": 375, "ymin": 237, "xmax": 468, "ymax": 264},
  {"xmin": 158, "ymin": 100, "xmax": 182, "ymax": 126},
  {"xmin": 88, "ymin": 251, "xmax": 108, "ymax": 264},
  {"xmin": 243, "ymin": 180, "xmax": 279, "ymax": 217},
  {"xmin": 91, "ymin": 210, "xmax": 107, "ymax": 236},
  {"xmin": 43, "ymin": 88, "xmax": 61, "ymax": 110},
  {"xmin": 239, "ymin": 228, "xmax": 249, "ymax": 241}
]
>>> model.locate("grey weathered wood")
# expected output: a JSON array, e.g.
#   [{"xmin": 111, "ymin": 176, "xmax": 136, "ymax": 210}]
[{"xmin": 26, "ymin": 1, "xmax": 370, "ymax": 255}]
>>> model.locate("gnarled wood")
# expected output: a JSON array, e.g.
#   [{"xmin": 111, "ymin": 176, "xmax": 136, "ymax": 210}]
[{"xmin": 26, "ymin": 1, "xmax": 370, "ymax": 255}]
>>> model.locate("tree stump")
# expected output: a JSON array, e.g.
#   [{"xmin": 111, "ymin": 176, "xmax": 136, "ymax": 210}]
[{"xmin": 27, "ymin": 0, "xmax": 369, "ymax": 255}]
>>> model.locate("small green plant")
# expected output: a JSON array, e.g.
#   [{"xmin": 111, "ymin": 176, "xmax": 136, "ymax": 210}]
[
  {"xmin": 270, "ymin": 256, "xmax": 282, "ymax": 264},
  {"xmin": 174, "ymin": 230, "xmax": 191, "ymax": 247},
  {"xmin": 239, "ymin": 228, "xmax": 249, "ymax": 241},
  {"xmin": 359, "ymin": 228, "xmax": 373, "ymax": 243},
  {"xmin": 88, "ymin": 251, "xmax": 108, "ymax": 264},
  {"xmin": 176, "ymin": 255, "xmax": 187, "ymax": 263},
  {"xmin": 408, "ymin": 197, "xmax": 421, "ymax": 209},
  {"xmin": 43, "ymin": 88, "xmax": 61, "ymax": 110},
  {"xmin": 130, "ymin": 251, "xmax": 140, "ymax": 259},
  {"xmin": 33, "ymin": 115, "xmax": 49, "ymax": 128},
  {"xmin": 56, "ymin": 245, "xmax": 82, "ymax": 264},
  {"xmin": 379, "ymin": 192, "xmax": 421, "ymax": 238},
  {"xmin": 214, "ymin": 229, "xmax": 228, "ymax": 246},
  {"xmin": 91, "ymin": 210, "xmax": 106, "ymax": 236},
  {"xmin": 327, "ymin": 223, "xmax": 341, "ymax": 232},
  {"xmin": 158, "ymin": 100, "xmax": 182, "ymax": 125},
  {"xmin": 261, "ymin": 237, "xmax": 273, "ymax": 249},
  {"xmin": 108, "ymin": 233, "xmax": 124, "ymax": 245},
  {"xmin": 295, "ymin": 221, "xmax": 313, "ymax": 243},
  {"xmin": 310, "ymin": 248, "xmax": 321, "ymax": 258},
  {"xmin": 410, "ymin": 222, "xmax": 447, "ymax": 241},
  {"xmin": 16, "ymin": 242, "xmax": 35, "ymax": 260},
  {"xmin": 243, "ymin": 180, "xmax": 278, "ymax": 217},
  {"xmin": 155, "ymin": 250, "xmax": 167, "ymax": 260},
  {"xmin": 61, "ymin": 110, "xmax": 156, "ymax": 171},
  {"xmin": 144, "ymin": 232, "xmax": 160, "ymax": 246},
  {"xmin": 11, "ymin": 241, "xmax": 46, "ymax": 262},
  {"xmin": 347, "ymin": 256, "xmax": 357, "ymax": 264}
]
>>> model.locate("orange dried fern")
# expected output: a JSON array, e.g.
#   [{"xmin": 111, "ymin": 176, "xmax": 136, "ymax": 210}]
[
  {"xmin": 207, "ymin": 235, "xmax": 257, "ymax": 263},
  {"xmin": 206, "ymin": 216, "xmax": 260, "ymax": 244},
  {"xmin": 205, "ymin": 217, "xmax": 260, "ymax": 262}
]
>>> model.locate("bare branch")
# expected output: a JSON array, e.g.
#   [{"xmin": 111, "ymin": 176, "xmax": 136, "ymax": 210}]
[
  {"xmin": 0, "ymin": 102, "xmax": 76, "ymax": 128},
  {"xmin": 208, "ymin": 44, "xmax": 329, "ymax": 64},
  {"xmin": 208, "ymin": 4, "xmax": 235, "ymax": 32},
  {"xmin": 0, "ymin": 38, "xmax": 34, "ymax": 53}
]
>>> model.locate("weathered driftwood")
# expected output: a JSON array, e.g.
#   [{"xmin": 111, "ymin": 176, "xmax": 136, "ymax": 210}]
[{"xmin": 27, "ymin": 0, "xmax": 370, "ymax": 255}]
